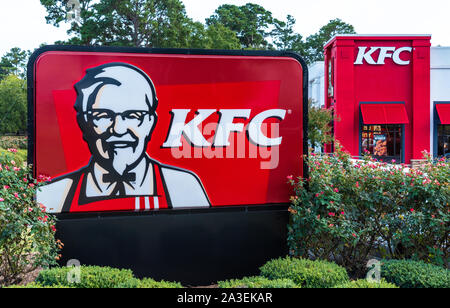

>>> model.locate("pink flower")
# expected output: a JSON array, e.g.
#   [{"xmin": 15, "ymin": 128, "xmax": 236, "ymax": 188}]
[
  {"xmin": 328, "ymin": 212, "xmax": 335, "ymax": 217},
  {"xmin": 334, "ymin": 188, "xmax": 339, "ymax": 193},
  {"xmin": 287, "ymin": 175, "xmax": 294, "ymax": 181},
  {"xmin": 329, "ymin": 224, "xmax": 334, "ymax": 228},
  {"xmin": 352, "ymin": 233, "xmax": 357, "ymax": 237},
  {"xmin": 10, "ymin": 160, "xmax": 16, "ymax": 166},
  {"xmin": 315, "ymin": 193, "xmax": 320, "ymax": 198},
  {"xmin": 28, "ymin": 183, "xmax": 35, "ymax": 188},
  {"xmin": 0, "ymin": 198, "xmax": 4, "ymax": 202},
  {"xmin": 355, "ymin": 182, "xmax": 360, "ymax": 188},
  {"xmin": 3, "ymin": 185, "xmax": 9, "ymax": 190},
  {"xmin": 410, "ymin": 208, "xmax": 415, "ymax": 213},
  {"xmin": 51, "ymin": 225, "xmax": 57, "ymax": 232},
  {"xmin": 13, "ymin": 167, "xmax": 20, "ymax": 172},
  {"xmin": 23, "ymin": 178, "xmax": 28, "ymax": 183},
  {"xmin": 0, "ymin": 164, "xmax": 2, "ymax": 171},
  {"xmin": 8, "ymin": 148, "xmax": 17, "ymax": 153},
  {"xmin": 341, "ymin": 211, "xmax": 345, "ymax": 215},
  {"xmin": 14, "ymin": 193, "xmax": 19, "ymax": 199}
]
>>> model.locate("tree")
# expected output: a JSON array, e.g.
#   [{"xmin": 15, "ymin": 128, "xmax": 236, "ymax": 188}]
[
  {"xmin": 271, "ymin": 15, "xmax": 305, "ymax": 53},
  {"xmin": 0, "ymin": 75, "xmax": 27, "ymax": 134},
  {"xmin": 0, "ymin": 48, "xmax": 30, "ymax": 80},
  {"xmin": 41, "ymin": 0, "xmax": 212, "ymax": 48},
  {"xmin": 204, "ymin": 23, "xmax": 241, "ymax": 50},
  {"xmin": 304, "ymin": 18, "xmax": 355, "ymax": 63},
  {"xmin": 206, "ymin": 3, "xmax": 276, "ymax": 50},
  {"xmin": 308, "ymin": 99, "xmax": 339, "ymax": 150}
]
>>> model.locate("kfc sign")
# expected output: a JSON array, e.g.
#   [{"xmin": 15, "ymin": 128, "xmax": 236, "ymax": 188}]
[
  {"xmin": 163, "ymin": 109, "xmax": 287, "ymax": 148},
  {"xmin": 354, "ymin": 46, "xmax": 412, "ymax": 65},
  {"xmin": 30, "ymin": 47, "xmax": 307, "ymax": 214}
]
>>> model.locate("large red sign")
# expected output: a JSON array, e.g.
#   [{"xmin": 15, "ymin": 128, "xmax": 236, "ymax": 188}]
[{"xmin": 30, "ymin": 47, "xmax": 307, "ymax": 214}]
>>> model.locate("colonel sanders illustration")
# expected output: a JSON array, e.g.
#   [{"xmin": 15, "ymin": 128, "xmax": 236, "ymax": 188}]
[{"xmin": 37, "ymin": 63, "xmax": 210, "ymax": 213}]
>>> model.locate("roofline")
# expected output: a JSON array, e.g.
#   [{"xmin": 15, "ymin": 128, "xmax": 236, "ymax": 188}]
[{"xmin": 324, "ymin": 34, "xmax": 432, "ymax": 49}]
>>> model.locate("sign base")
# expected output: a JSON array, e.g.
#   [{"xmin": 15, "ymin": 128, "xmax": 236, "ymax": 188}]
[{"xmin": 56, "ymin": 206, "xmax": 289, "ymax": 286}]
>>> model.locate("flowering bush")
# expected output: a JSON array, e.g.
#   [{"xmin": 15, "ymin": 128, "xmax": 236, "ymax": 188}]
[
  {"xmin": 287, "ymin": 145, "xmax": 449, "ymax": 277},
  {"xmin": 0, "ymin": 149, "xmax": 60, "ymax": 286}
]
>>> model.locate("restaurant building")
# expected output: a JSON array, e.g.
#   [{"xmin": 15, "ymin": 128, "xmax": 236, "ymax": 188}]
[{"xmin": 316, "ymin": 35, "xmax": 449, "ymax": 163}]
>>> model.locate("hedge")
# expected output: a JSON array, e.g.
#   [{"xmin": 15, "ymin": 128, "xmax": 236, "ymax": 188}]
[
  {"xmin": 259, "ymin": 257, "xmax": 349, "ymax": 288},
  {"xmin": 218, "ymin": 276, "xmax": 299, "ymax": 288},
  {"xmin": 381, "ymin": 260, "xmax": 450, "ymax": 288},
  {"xmin": 334, "ymin": 279, "xmax": 398, "ymax": 288}
]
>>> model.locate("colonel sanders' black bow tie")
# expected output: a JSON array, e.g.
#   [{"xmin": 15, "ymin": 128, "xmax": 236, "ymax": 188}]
[{"xmin": 103, "ymin": 172, "xmax": 136, "ymax": 196}]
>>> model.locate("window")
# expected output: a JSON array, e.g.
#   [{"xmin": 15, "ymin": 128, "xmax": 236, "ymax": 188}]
[
  {"xmin": 328, "ymin": 58, "xmax": 334, "ymax": 97},
  {"xmin": 437, "ymin": 125, "xmax": 450, "ymax": 158},
  {"xmin": 361, "ymin": 125, "xmax": 402, "ymax": 162}
]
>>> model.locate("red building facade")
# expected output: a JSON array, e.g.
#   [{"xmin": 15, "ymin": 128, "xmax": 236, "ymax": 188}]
[{"xmin": 324, "ymin": 35, "xmax": 431, "ymax": 164}]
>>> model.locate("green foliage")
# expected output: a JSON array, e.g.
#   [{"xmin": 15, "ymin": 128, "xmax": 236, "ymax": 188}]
[
  {"xmin": 0, "ymin": 149, "xmax": 27, "ymax": 166},
  {"xmin": 36, "ymin": 266, "xmax": 135, "ymax": 288},
  {"xmin": 0, "ymin": 136, "xmax": 28, "ymax": 150},
  {"xmin": 381, "ymin": 260, "xmax": 450, "ymax": 288},
  {"xmin": 308, "ymin": 100, "xmax": 338, "ymax": 149},
  {"xmin": 41, "ymin": 0, "xmax": 229, "ymax": 49},
  {"xmin": 207, "ymin": 3, "xmax": 276, "ymax": 50},
  {"xmin": 36, "ymin": 266, "xmax": 183, "ymax": 288},
  {"xmin": 334, "ymin": 279, "xmax": 398, "ymax": 288},
  {"xmin": 5, "ymin": 282, "xmax": 72, "ymax": 288},
  {"xmin": 0, "ymin": 75, "xmax": 27, "ymax": 134},
  {"xmin": 136, "ymin": 278, "xmax": 182, "ymax": 288},
  {"xmin": 0, "ymin": 48, "xmax": 30, "ymax": 80},
  {"xmin": 218, "ymin": 276, "xmax": 298, "ymax": 288},
  {"xmin": 271, "ymin": 15, "xmax": 304, "ymax": 53},
  {"xmin": 288, "ymin": 146, "xmax": 450, "ymax": 277},
  {"xmin": 204, "ymin": 23, "xmax": 241, "ymax": 50},
  {"xmin": 304, "ymin": 18, "xmax": 355, "ymax": 63},
  {"xmin": 0, "ymin": 151, "xmax": 59, "ymax": 287},
  {"xmin": 259, "ymin": 257, "xmax": 349, "ymax": 288}
]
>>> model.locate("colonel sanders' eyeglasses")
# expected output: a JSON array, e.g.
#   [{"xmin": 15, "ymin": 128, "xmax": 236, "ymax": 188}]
[{"xmin": 83, "ymin": 109, "xmax": 154, "ymax": 128}]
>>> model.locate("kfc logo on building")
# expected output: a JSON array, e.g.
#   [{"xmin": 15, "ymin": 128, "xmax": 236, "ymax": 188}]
[{"xmin": 354, "ymin": 46, "xmax": 412, "ymax": 65}]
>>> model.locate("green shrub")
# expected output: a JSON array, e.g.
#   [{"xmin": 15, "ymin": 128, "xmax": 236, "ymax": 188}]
[
  {"xmin": 36, "ymin": 266, "xmax": 135, "ymax": 288},
  {"xmin": 0, "ymin": 136, "xmax": 28, "ymax": 150},
  {"xmin": 5, "ymin": 282, "xmax": 72, "ymax": 288},
  {"xmin": 288, "ymin": 146, "xmax": 449, "ymax": 276},
  {"xmin": 117, "ymin": 277, "xmax": 182, "ymax": 288},
  {"xmin": 0, "ymin": 148, "xmax": 27, "ymax": 167},
  {"xmin": 137, "ymin": 278, "xmax": 182, "ymax": 288},
  {"xmin": 218, "ymin": 276, "xmax": 298, "ymax": 288},
  {"xmin": 381, "ymin": 260, "xmax": 450, "ymax": 288},
  {"xmin": 0, "ymin": 151, "xmax": 59, "ymax": 287},
  {"xmin": 334, "ymin": 279, "xmax": 398, "ymax": 288},
  {"xmin": 260, "ymin": 257, "xmax": 349, "ymax": 288}
]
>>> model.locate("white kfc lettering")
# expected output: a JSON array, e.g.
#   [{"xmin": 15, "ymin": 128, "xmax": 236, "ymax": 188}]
[
  {"xmin": 354, "ymin": 46, "xmax": 412, "ymax": 65},
  {"xmin": 162, "ymin": 109, "xmax": 286, "ymax": 148},
  {"xmin": 163, "ymin": 109, "xmax": 216, "ymax": 148}
]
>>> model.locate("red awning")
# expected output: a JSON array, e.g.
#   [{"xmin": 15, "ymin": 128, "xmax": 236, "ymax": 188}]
[
  {"xmin": 436, "ymin": 104, "xmax": 450, "ymax": 125},
  {"xmin": 360, "ymin": 104, "xmax": 409, "ymax": 124}
]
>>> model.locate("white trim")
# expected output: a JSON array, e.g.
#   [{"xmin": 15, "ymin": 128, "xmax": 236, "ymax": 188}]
[
  {"xmin": 154, "ymin": 197, "xmax": 159, "ymax": 210},
  {"xmin": 135, "ymin": 197, "xmax": 140, "ymax": 211},
  {"xmin": 325, "ymin": 34, "xmax": 432, "ymax": 47},
  {"xmin": 145, "ymin": 197, "xmax": 150, "ymax": 211}
]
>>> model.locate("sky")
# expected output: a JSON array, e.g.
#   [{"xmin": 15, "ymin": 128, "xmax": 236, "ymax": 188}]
[{"xmin": 1, "ymin": 0, "xmax": 450, "ymax": 57}]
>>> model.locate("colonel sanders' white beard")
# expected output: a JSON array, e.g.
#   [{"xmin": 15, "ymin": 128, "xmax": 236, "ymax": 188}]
[{"xmin": 110, "ymin": 143, "xmax": 146, "ymax": 175}]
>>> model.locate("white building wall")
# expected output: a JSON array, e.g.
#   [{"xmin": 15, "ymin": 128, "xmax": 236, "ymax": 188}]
[
  {"xmin": 308, "ymin": 61, "xmax": 325, "ymax": 108},
  {"xmin": 430, "ymin": 47, "xmax": 450, "ymax": 155}
]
